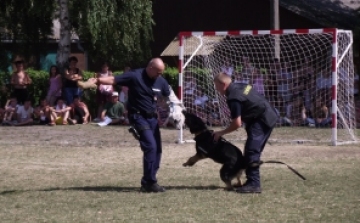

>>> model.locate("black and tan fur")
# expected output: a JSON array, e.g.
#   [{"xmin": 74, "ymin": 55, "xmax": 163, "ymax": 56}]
[{"xmin": 182, "ymin": 111, "xmax": 246, "ymax": 190}]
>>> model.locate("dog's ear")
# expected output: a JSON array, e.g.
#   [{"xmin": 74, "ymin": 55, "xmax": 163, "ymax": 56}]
[{"xmin": 182, "ymin": 109, "xmax": 187, "ymax": 116}]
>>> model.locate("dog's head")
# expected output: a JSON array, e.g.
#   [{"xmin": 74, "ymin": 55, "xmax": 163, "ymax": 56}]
[{"xmin": 182, "ymin": 110, "xmax": 207, "ymax": 134}]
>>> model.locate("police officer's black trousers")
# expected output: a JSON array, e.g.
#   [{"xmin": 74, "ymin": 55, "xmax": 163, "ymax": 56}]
[
  {"xmin": 130, "ymin": 114, "xmax": 162, "ymax": 186},
  {"xmin": 244, "ymin": 120, "xmax": 273, "ymax": 187}
]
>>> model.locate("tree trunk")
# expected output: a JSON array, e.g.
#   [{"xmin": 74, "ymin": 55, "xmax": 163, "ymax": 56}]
[{"xmin": 56, "ymin": 0, "xmax": 71, "ymax": 75}]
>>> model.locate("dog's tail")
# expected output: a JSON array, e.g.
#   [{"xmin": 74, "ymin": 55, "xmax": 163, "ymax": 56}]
[{"xmin": 253, "ymin": 160, "xmax": 306, "ymax": 180}]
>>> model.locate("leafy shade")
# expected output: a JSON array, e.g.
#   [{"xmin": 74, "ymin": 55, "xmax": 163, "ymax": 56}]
[
  {"xmin": 0, "ymin": 0, "xmax": 55, "ymax": 66},
  {"xmin": 70, "ymin": 0, "xmax": 154, "ymax": 67}
]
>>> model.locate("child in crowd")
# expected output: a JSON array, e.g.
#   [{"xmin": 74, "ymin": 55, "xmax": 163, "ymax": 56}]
[
  {"xmin": 46, "ymin": 65, "xmax": 62, "ymax": 106},
  {"xmin": 2, "ymin": 97, "xmax": 19, "ymax": 125}
]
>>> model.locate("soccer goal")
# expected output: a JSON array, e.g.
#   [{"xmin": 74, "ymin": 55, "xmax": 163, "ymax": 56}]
[{"xmin": 177, "ymin": 28, "xmax": 358, "ymax": 146}]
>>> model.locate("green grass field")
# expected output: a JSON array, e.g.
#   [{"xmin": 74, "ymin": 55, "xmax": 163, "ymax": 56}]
[{"xmin": 0, "ymin": 125, "xmax": 360, "ymax": 223}]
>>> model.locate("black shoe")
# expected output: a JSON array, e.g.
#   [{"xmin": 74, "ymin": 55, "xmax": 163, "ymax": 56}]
[
  {"xmin": 235, "ymin": 184, "xmax": 261, "ymax": 194},
  {"xmin": 140, "ymin": 183, "xmax": 166, "ymax": 193}
]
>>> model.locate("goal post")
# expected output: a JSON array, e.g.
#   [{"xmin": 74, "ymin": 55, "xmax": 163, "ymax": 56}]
[{"xmin": 177, "ymin": 28, "xmax": 358, "ymax": 146}]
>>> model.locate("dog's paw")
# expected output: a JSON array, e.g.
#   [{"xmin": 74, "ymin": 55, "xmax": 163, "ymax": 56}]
[{"xmin": 232, "ymin": 182, "xmax": 242, "ymax": 188}]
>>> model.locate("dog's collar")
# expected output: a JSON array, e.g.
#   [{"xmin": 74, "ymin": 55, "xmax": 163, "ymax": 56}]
[{"xmin": 193, "ymin": 129, "xmax": 211, "ymax": 137}]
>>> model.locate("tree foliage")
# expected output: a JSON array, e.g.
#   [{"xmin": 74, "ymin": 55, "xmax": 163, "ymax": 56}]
[
  {"xmin": 0, "ymin": 0, "xmax": 55, "ymax": 67},
  {"xmin": 69, "ymin": 0, "xmax": 153, "ymax": 68},
  {"xmin": 56, "ymin": 0, "xmax": 71, "ymax": 74},
  {"xmin": 0, "ymin": 0, "xmax": 154, "ymax": 70}
]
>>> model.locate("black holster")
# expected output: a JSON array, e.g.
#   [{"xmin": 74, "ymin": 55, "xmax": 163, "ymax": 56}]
[{"xmin": 128, "ymin": 126, "xmax": 140, "ymax": 140}]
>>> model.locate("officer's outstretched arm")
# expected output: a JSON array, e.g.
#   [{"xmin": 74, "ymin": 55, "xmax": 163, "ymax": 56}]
[
  {"xmin": 97, "ymin": 76, "xmax": 115, "ymax": 85},
  {"xmin": 78, "ymin": 76, "xmax": 115, "ymax": 89}
]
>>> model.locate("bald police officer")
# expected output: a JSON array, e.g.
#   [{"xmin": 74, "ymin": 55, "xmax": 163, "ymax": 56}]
[
  {"xmin": 212, "ymin": 72, "xmax": 278, "ymax": 193},
  {"xmin": 80, "ymin": 58, "xmax": 170, "ymax": 193}
]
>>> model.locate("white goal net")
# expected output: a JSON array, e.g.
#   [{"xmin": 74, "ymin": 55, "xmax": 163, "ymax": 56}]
[{"xmin": 178, "ymin": 29, "xmax": 358, "ymax": 145}]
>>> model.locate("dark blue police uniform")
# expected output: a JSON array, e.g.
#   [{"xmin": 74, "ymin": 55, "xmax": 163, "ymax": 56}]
[
  {"xmin": 225, "ymin": 83, "xmax": 277, "ymax": 190},
  {"xmin": 114, "ymin": 68, "xmax": 170, "ymax": 187}
]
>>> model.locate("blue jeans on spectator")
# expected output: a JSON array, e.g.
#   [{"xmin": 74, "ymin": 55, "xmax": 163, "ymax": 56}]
[
  {"xmin": 63, "ymin": 87, "xmax": 82, "ymax": 105},
  {"xmin": 305, "ymin": 118, "xmax": 316, "ymax": 125},
  {"xmin": 316, "ymin": 118, "xmax": 331, "ymax": 127}
]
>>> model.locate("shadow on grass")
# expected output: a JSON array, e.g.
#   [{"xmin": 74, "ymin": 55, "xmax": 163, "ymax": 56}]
[{"xmin": 0, "ymin": 185, "xmax": 224, "ymax": 195}]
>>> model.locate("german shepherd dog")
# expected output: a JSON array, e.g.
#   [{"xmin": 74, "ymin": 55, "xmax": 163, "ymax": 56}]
[
  {"xmin": 182, "ymin": 111, "xmax": 246, "ymax": 190},
  {"xmin": 182, "ymin": 111, "xmax": 306, "ymax": 190}
]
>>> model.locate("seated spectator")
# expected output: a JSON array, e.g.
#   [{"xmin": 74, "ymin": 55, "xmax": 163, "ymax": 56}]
[
  {"xmin": 12, "ymin": 99, "xmax": 34, "ymax": 126},
  {"xmin": 238, "ymin": 56, "xmax": 254, "ymax": 84},
  {"xmin": 184, "ymin": 76, "xmax": 197, "ymax": 96},
  {"xmin": 193, "ymin": 89, "xmax": 209, "ymax": 120},
  {"xmin": 99, "ymin": 92, "xmax": 125, "ymax": 125},
  {"xmin": 68, "ymin": 96, "xmax": 90, "ymax": 125},
  {"xmin": 33, "ymin": 98, "xmax": 52, "ymax": 125},
  {"xmin": 118, "ymin": 86, "xmax": 129, "ymax": 121},
  {"xmin": 232, "ymin": 71, "xmax": 243, "ymax": 84},
  {"xmin": 2, "ymin": 97, "xmax": 19, "ymax": 125},
  {"xmin": 269, "ymin": 100, "xmax": 286, "ymax": 126},
  {"xmin": 221, "ymin": 59, "xmax": 234, "ymax": 77},
  {"xmin": 252, "ymin": 68, "xmax": 265, "ymax": 96},
  {"xmin": 194, "ymin": 89, "xmax": 209, "ymax": 109},
  {"xmin": 50, "ymin": 97, "xmax": 71, "ymax": 125},
  {"xmin": 284, "ymin": 96, "xmax": 312, "ymax": 127},
  {"xmin": 207, "ymin": 101, "xmax": 222, "ymax": 126},
  {"xmin": 277, "ymin": 62, "xmax": 293, "ymax": 112},
  {"xmin": 315, "ymin": 69, "xmax": 332, "ymax": 105},
  {"xmin": 291, "ymin": 73, "xmax": 305, "ymax": 99},
  {"xmin": 311, "ymin": 98, "xmax": 331, "ymax": 127},
  {"xmin": 119, "ymin": 86, "xmax": 128, "ymax": 106},
  {"xmin": 299, "ymin": 59, "xmax": 316, "ymax": 110}
]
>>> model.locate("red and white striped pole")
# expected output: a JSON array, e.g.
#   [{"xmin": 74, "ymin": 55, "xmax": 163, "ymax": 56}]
[
  {"xmin": 178, "ymin": 32, "xmax": 185, "ymax": 143},
  {"xmin": 331, "ymin": 29, "xmax": 338, "ymax": 146}
]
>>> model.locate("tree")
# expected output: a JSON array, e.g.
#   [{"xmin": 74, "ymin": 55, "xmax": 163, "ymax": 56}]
[
  {"xmin": 0, "ymin": 0, "xmax": 154, "ymax": 71},
  {"xmin": 69, "ymin": 0, "xmax": 153, "ymax": 68},
  {"xmin": 0, "ymin": 0, "xmax": 55, "ymax": 68},
  {"xmin": 56, "ymin": 0, "xmax": 71, "ymax": 74}
]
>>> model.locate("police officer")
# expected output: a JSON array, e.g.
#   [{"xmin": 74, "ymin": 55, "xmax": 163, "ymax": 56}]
[
  {"xmin": 212, "ymin": 72, "xmax": 278, "ymax": 193},
  {"xmin": 81, "ymin": 58, "xmax": 170, "ymax": 193}
]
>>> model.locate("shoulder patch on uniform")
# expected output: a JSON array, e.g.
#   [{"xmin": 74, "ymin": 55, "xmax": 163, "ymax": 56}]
[{"xmin": 243, "ymin": 85, "xmax": 252, "ymax": 95}]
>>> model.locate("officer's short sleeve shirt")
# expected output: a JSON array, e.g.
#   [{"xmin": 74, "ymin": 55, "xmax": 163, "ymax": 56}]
[
  {"xmin": 227, "ymin": 100, "xmax": 242, "ymax": 119},
  {"xmin": 114, "ymin": 68, "xmax": 170, "ymax": 113}
]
